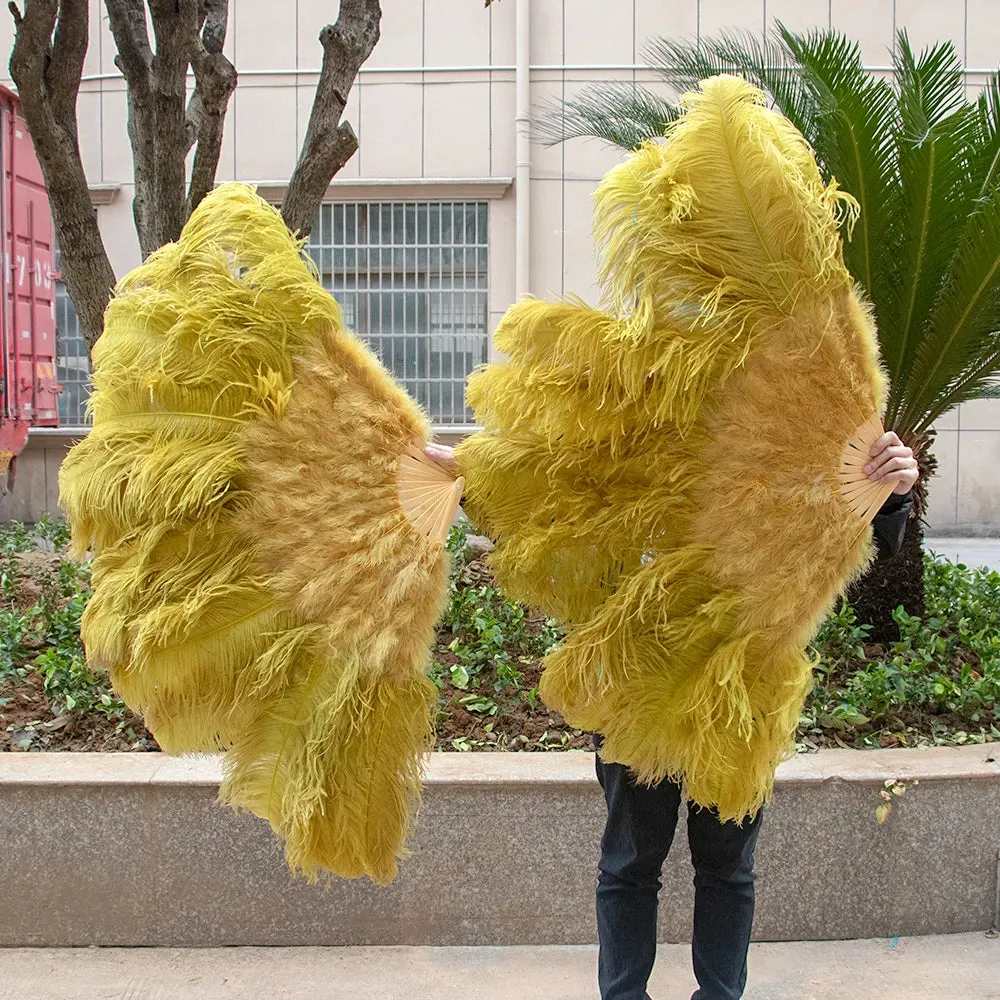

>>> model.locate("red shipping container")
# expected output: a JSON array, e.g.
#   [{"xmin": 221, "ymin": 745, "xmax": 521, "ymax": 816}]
[{"xmin": 0, "ymin": 84, "xmax": 61, "ymax": 483}]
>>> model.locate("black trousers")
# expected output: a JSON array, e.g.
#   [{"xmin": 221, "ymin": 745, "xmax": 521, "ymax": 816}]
[{"xmin": 595, "ymin": 752, "xmax": 762, "ymax": 1000}]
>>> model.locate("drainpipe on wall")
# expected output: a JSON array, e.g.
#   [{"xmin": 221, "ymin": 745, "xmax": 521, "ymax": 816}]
[{"xmin": 515, "ymin": 0, "xmax": 530, "ymax": 300}]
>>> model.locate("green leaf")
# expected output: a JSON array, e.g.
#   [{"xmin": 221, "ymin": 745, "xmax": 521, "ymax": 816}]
[
  {"xmin": 778, "ymin": 26, "xmax": 901, "ymax": 307},
  {"xmin": 900, "ymin": 188, "xmax": 1000, "ymax": 430},
  {"xmin": 459, "ymin": 694, "xmax": 498, "ymax": 716},
  {"xmin": 646, "ymin": 27, "xmax": 818, "ymax": 142},
  {"xmin": 883, "ymin": 37, "xmax": 975, "ymax": 411},
  {"xmin": 533, "ymin": 81, "xmax": 678, "ymax": 151},
  {"xmin": 819, "ymin": 713, "xmax": 848, "ymax": 730}
]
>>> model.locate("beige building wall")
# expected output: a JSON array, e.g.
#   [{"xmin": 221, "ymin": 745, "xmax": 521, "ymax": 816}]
[{"xmin": 2, "ymin": 0, "xmax": 1000, "ymax": 531}]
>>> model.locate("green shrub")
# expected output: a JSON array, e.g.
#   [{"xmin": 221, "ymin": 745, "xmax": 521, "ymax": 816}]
[
  {"xmin": 802, "ymin": 555, "xmax": 1000, "ymax": 747},
  {"xmin": 0, "ymin": 518, "xmax": 125, "ymax": 720},
  {"xmin": 3, "ymin": 515, "xmax": 996, "ymax": 751},
  {"xmin": 34, "ymin": 512, "xmax": 73, "ymax": 550},
  {"xmin": 432, "ymin": 523, "xmax": 561, "ymax": 720}
]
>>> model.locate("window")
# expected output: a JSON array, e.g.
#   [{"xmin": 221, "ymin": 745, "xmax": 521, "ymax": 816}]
[
  {"xmin": 54, "ymin": 243, "xmax": 91, "ymax": 427},
  {"xmin": 305, "ymin": 201, "xmax": 489, "ymax": 425},
  {"xmin": 55, "ymin": 200, "xmax": 490, "ymax": 429}
]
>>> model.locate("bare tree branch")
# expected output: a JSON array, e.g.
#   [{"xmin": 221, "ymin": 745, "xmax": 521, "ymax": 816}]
[
  {"xmin": 143, "ymin": 0, "xmax": 194, "ymax": 250},
  {"xmin": 282, "ymin": 0, "xmax": 382, "ymax": 237},
  {"xmin": 199, "ymin": 0, "xmax": 226, "ymax": 53},
  {"xmin": 184, "ymin": 87, "xmax": 203, "ymax": 155},
  {"xmin": 49, "ymin": 0, "xmax": 88, "ymax": 121},
  {"xmin": 186, "ymin": 1, "xmax": 236, "ymax": 216},
  {"xmin": 104, "ymin": 0, "xmax": 152, "ymax": 92},
  {"xmin": 148, "ymin": 0, "xmax": 196, "ymax": 78},
  {"xmin": 105, "ymin": 0, "xmax": 157, "ymax": 254},
  {"xmin": 183, "ymin": 1, "xmax": 214, "ymax": 154},
  {"xmin": 8, "ymin": 0, "xmax": 116, "ymax": 350},
  {"xmin": 107, "ymin": 0, "xmax": 233, "ymax": 255}
]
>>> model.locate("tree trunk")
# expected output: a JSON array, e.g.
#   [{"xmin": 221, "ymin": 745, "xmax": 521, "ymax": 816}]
[
  {"xmin": 106, "ymin": 0, "xmax": 236, "ymax": 258},
  {"xmin": 846, "ymin": 444, "xmax": 935, "ymax": 645},
  {"xmin": 8, "ymin": 0, "xmax": 116, "ymax": 351},
  {"xmin": 281, "ymin": 0, "xmax": 382, "ymax": 238},
  {"xmin": 11, "ymin": 0, "xmax": 380, "ymax": 350},
  {"xmin": 847, "ymin": 507, "xmax": 925, "ymax": 645}
]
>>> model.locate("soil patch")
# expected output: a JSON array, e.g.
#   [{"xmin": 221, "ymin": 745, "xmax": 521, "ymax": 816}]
[{"xmin": 1, "ymin": 670, "xmax": 158, "ymax": 752}]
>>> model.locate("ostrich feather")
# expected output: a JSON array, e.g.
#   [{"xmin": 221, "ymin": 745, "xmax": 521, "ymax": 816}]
[
  {"xmin": 458, "ymin": 75, "xmax": 887, "ymax": 821},
  {"xmin": 60, "ymin": 185, "xmax": 452, "ymax": 882}
]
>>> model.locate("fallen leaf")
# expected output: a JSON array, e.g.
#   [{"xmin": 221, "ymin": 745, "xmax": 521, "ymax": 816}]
[{"xmin": 9, "ymin": 730, "xmax": 36, "ymax": 751}]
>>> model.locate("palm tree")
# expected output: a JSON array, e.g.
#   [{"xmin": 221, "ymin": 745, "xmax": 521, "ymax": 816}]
[{"xmin": 536, "ymin": 26, "xmax": 1000, "ymax": 643}]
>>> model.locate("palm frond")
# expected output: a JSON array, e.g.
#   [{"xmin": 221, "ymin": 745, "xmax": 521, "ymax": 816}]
[
  {"xmin": 899, "ymin": 186, "xmax": 1000, "ymax": 432},
  {"xmin": 532, "ymin": 82, "xmax": 678, "ymax": 151},
  {"xmin": 961, "ymin": 381, "xmax": 1000, "ymax": 401},
  {"xmin": 882, "ymin": 35, "xmax": 980, "ymax": 419},
  {"xmin": 894, "ymin": 31, "xmax": 967, "ymax": 134},
  {"xmin": 778, "ymin": 26, "xmax": 901, "ymax": 310},
  {"xmin": 972, "ymin": 73, "xmax": 1000, "ymax": 196},
  {"xmin": 910, "ymin": 357, "xmax": 1000, "ymax": 429},
  {"xmin": 645, "ymin": 29, "xmax": 817, "ymax": 143},
  {"xmin": 923, "ymin": 371, "xmax": 1000, "ymax": 423},
  {"xmin": 940, "ymin": 376, "xmax": 1000, "ymax": 410}
]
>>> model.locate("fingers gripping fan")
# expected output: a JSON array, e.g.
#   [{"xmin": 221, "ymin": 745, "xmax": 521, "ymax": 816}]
[
  {"xmin": 457, "ymin": 75, "xmax": 893, "ymax": 822},
  {"xmin": 59, "ymin": 185, "xmax": 462, "ymax": 884}
]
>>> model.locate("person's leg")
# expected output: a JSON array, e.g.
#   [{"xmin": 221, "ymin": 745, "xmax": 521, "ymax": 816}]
[
  {"xmin": 685, "ymin": 803, "xmax": 763, "ymax": 1000},
  {"xmin": 596, "ymin": 745, "xmax": 683, "ymax": 1000}
]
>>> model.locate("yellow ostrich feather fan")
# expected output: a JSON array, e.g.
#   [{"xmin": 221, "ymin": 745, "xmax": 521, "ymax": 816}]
[
  {"xmin": 59, "ymin": 185, "xmax": 460, "ymax": 884},
  {"xmin": 457, "ymin": 75, "xmax": 889, "ymax": 821}
]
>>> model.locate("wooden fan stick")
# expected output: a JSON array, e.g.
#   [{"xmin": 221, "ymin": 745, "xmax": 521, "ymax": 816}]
[
  {"xmin": 838, "ymin": 413, "xmax": 895, "ymax": 525},
  {"xmin": 397, "ymin": 443, "xmax": 464, "ymax": 543}
]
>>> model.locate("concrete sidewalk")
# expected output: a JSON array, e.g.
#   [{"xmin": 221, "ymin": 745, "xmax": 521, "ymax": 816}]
[
  {"xmin": 2, "ymin": 934, "xmax": 997, "ymax": 1000},
  {"xmin": 925, "ymin": 536, "xmax": 1000, "ymax": 571}
]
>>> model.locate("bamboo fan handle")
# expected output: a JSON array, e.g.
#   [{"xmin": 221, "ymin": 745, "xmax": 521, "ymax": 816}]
[
  {"xmin": 397, "ymin": 443, "xmax": 464, "ymax": 543},
  {"xmin": 837, "ymin": 413, "xmax": 896, "ymax": 525}
]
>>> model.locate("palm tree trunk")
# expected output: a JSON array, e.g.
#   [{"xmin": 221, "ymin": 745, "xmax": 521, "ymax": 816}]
[
  {"xmin": 846, "ymin": 444, "xmax": 935, "ymax": 646},
  {"xmin": 847, "ymin": 510, "xmax": 925, "ymax": 645}
]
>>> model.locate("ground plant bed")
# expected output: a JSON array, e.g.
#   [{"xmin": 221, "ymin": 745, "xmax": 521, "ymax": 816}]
[{"xmin": 1, "ymin": 519, "xmax": 998, "ymax": 755}]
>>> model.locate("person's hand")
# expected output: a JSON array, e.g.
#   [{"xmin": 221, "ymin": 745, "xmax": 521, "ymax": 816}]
[
  {"xmin": 865, "ymin": 430, "xmax": 918, "ymax": 495},
  {"xmin": 424, "ymin": 441, "xmax": 459, "ymax": 477}
]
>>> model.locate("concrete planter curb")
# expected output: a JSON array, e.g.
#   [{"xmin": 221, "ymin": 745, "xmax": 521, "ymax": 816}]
[{"xmin": 1, "ymin": 747, "xmax": 998, "ymax": 946}]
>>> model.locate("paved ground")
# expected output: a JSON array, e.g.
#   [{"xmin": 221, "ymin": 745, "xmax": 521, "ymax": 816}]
[
  {"xmin": 925, "ymin": 536, "xmax": 1000, "ymax": 571},
  {"xmin": 2, "ymin": 934, "xmax": 998, "ymax": 1000}
]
